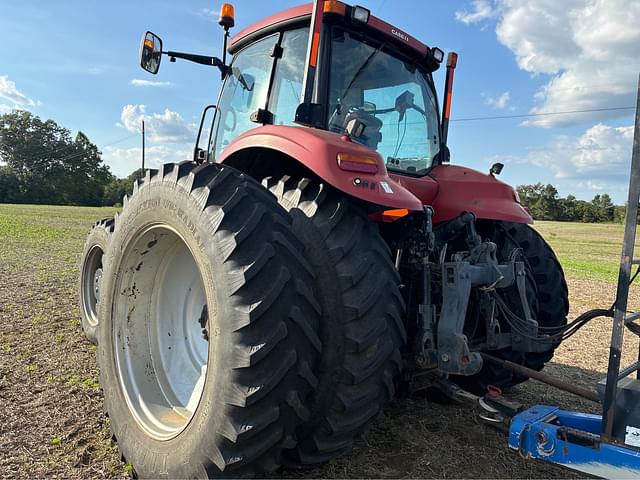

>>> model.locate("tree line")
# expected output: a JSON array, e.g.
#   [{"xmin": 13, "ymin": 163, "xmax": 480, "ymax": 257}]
[
  {"xmin": 0, "ymin": 110, "xmax": 138, "ymax": 206},
  {"xmin": 516, "ymin": 183, "xmax": 625, "ymax": 223}
]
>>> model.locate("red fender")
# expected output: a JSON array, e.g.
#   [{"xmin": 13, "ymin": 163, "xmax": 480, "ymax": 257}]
[
  {"xmin": 217, "ymin": 125, "xmax": 424, "ymax": 211},
  {"xmin": 422, "ymin": 165, "xmax": 532, "ymax": 224}
]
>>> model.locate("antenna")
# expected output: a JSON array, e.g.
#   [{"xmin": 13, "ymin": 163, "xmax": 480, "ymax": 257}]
[{"xmin": 141, "ymin": 119, "xmax": 145, "ymax": 177}]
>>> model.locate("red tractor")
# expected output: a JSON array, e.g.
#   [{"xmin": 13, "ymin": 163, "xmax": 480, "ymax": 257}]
[{"xmin": 79, "ymin": 1, "xmax": 568, "ymax": 477}]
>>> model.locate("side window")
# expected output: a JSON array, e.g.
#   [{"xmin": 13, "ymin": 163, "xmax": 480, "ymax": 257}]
[
  {"xmin": 211, "ymin": 35, "xmax": 278, "ymax": 158},
  {"xmin": 268, "ymin": 28, "xmax": 309, "ymax": 126}
]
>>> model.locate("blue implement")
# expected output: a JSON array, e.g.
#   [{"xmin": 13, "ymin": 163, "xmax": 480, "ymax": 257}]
[{"xmin": 509, "ymin": 406, "xmax": 640, "ymax": 478}]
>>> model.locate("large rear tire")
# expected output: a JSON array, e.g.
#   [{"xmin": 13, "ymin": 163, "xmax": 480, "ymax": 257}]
[
  {"xmin": 98, "ymin": 162, "xmax": 321, "ymax": 478},
  {"xmin": 262, "ymin": 175, "xmax": 406, "ymax": 465},
  {"xmin": 79, "ymin": 217, "xmax": 113, "ymax": 344},
  {"xmin": 467, "ymin": 221, "xmax": 568, "ymax": 390}
]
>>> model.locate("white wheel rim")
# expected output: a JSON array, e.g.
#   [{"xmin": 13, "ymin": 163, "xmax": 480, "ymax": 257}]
[
  {"xmin": 81, "ymin": 244, "xmax": 104, "ymax": 328},
  {"xmin": 113, "ymin": 225, "xmax": 210, "ymax": 440}
]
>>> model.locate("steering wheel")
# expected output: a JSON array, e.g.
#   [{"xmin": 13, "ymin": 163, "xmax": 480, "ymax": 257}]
[
  {"xmin": 223, "ymin": 106, "xmax": 237, "ymax": 132},
  {"xmin": 328, "ymin": 105, "xmax": 370, "ymax": 132}
]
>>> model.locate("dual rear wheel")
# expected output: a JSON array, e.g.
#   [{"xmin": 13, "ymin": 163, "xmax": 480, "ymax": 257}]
[{"xmin": 90, "ymin": 164, "xmax": 405, "ymax": 477}]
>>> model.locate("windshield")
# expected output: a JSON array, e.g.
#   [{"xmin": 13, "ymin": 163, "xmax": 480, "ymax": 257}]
[{"xmin": 328, "ymin": 28, "xmax": 440, "ymax": 175}]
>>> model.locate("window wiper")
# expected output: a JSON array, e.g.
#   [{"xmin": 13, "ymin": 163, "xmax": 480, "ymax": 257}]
[
  {"xmin": 338, "ymin": 42, "xmax": 386, "ymax": 109},
  {"xmin": 231, "ymin": 67, "xmax": 254, "ymax": 92}
]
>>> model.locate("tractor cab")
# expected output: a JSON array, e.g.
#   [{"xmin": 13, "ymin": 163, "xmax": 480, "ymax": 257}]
[
  {"xmin": 210, "ymin": 3, "xmax": 444, "ymax": 177},
  {"xmin": 139, "ymin": 0, "xmax": 528, "ymax": 223}
]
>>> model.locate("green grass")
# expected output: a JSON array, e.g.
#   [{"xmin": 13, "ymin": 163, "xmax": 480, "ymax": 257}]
[
  {"xmin": 0, "ymin": 203, "xmax": 119, "ymax": 288},
  {"xmin": 533, "ymin": 220, "xmax": 639, "ymax": 283},
  {"xmin": 0, "ymin": 203, "xmax": 117, "ymax": 244},
  {"xmin": 0, "ymin": 212, "xmax": 63, "ymax": 241},
  {"xmin": 0, "ymin": 203, "xmax": 631, "ymax": 285}
]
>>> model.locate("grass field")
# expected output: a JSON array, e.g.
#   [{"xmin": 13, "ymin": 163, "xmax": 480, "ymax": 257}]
[
  {"xmin": 1, "ymin": 204, "xmax": 639, "ymax": 478},
  {"xmin": 534, "ymin": 220, "xmax": 640, "ymax": 283}
]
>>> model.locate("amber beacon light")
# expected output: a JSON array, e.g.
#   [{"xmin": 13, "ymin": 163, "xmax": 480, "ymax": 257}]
[{"xmin": 219, "ymin": 3, "xmax": 235, "ymax": 29}]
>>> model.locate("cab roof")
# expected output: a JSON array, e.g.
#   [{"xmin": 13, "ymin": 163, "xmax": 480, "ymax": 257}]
[{"xmin": 229, "ymin": 1, "xmax": 432, "ymax": 61}]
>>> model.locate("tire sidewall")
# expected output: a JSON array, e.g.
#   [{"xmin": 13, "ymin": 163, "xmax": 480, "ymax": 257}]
[
  {"xmin": 98, "ymin": 179, "xmax": 238, "ymax": 478},
  {"xmin": 79, "ymin": 225, "xmax": 111, "ymax": 344}
]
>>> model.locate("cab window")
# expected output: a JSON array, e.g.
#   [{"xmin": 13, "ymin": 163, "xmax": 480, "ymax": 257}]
[
  {"xmin": 268, "ymin": 28, "xmax": 310, "ymax": 126},
  {"xmin": 211, "ymin": 34, "xmax": 278, "ymax": 158},
  {"xmin": 327, "ymin": 28, "xmax": 440, "ymax": 175}
]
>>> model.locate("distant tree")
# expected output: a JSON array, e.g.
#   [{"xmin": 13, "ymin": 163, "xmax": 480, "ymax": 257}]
[
  {"xmin": 538, "ymin": 184, "xmax": 560, "ymax": 220},
  {"xmin": 102, "ymin": 168, "xmax": 147, "ymax": 206},
  {"xmin": 591, "ymin": 193, "xmax": 614, "ymax": 222},
  {"xmin": 516, "ymin": 183, "xmax": 560, "ymax": 220},
  {"xmin": 126, "ymin": 168, "xmax": 145, "ymax": 185},
  {"xmin": 517, "ymin": 183, "xmax": 623, "ymax": 224},
  {"xmin": 0, "ymin": 110, "xmax": 116, "ymax": 205},
  {"xmin": 558, "ymin": 194, "xmax": 578, "ymax": 221},
  {"xmin": 579, "ymin": 202, "xmax": 599, "ymax": 223},
  {"xmin": 614, "ymin": 205, "xmax": 627, "ymax": 224},
  {"xmin": 102, "ymin": 177, "xmax": 129, "ymax": 206},
  {"xmin": 0, "ymin": 165, "xmax": 21, "ymax": 203}
]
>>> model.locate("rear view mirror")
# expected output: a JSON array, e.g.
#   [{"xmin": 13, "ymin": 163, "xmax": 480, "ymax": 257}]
[{"xmin": 140, "ymin": 31, "xmax": 163, "ymax": 74}]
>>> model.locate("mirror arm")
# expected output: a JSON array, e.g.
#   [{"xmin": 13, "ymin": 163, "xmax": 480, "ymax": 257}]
[{"xmin": 164, "ymin": 51, "xmax": 230, "ymax": 76}]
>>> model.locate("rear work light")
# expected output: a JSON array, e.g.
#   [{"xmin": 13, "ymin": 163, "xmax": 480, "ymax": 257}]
[
  {"xmin": 351, "ymin": 5, "xmax": 370, "ymax": 22},
  {"xmin": 337, "ymin": 153, "xmax": 378, "ymax": 174},
  {"xmin": 431, "ymin": 47, "xmax": 444, "ymax": 63}
]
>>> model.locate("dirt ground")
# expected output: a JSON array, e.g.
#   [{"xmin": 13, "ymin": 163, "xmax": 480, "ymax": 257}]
[{"xmin": 1, "ymin": 204, "xmax": 639, "ymax": 479}]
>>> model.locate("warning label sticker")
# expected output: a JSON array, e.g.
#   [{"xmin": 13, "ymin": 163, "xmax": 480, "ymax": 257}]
[
  {"xmin": 380, "ymin": 182, "xmax": 393, "ymax": 194},
  {"xmin": 625, "ymin": 425, "xmax": 640, "ymax": 447}
]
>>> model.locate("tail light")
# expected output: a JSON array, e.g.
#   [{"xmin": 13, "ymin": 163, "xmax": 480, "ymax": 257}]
[{"xmin": 337, "ymin": 153, "xmax": 379, "ymax": 174}]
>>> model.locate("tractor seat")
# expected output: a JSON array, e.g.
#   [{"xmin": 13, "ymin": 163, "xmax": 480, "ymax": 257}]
[{"xmin": 343, "ymin": 110, "xmax": 383, "ymax": 150}]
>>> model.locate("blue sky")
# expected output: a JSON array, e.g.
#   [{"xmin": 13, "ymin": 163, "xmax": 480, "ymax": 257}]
[{"xmin": 1, "ymin": 0, "xmax": 638, "ymax": 202}]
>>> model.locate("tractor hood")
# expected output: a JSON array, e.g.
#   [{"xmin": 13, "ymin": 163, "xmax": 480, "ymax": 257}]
[{"xmin": 426, "ymin": 164, "xmax": 532, "ymax": 224}]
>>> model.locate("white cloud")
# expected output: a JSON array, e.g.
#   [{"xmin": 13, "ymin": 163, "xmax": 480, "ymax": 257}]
[
  {"xmin": 199, "ymin": 8, "xmax": 216, "ymax": 18},
  {"xmin": 130, "ymin": 79, "xmax": 173, "ymax": 87},
  {"xmin": 484, "ymin": 91, "xmax": 511, "ymax": 110},
  {"xmin": 0, "ymin": 75, "xmax": 40, "ymax": 108},
  {"xmin": 87, "ymin": 66, "xmax": 108, "ymax": 76},
  {"xmin": 458, "ymin": 0, "xmax": 640, "ymax": 127},
  {"xmin": 197, "ymin": 5, "xmax": 228, "ymax": 20},
  {"xmin": 119, "ymin": 104, "xmax": 196, "ymax": 144},
  {"xmin": 519, "ymin": 123, "xmax": 633, "ymax": 180},
  {"xmin": 102, "ymin": 145, "xmax": 193, "ymax": 178},
  {"xmin": 575, "ymin": 180, "xmax": 607, "ymax": 192},
  {"xmin": 455, "ymin": 0, "xmax": 499, "ymax": 24}
]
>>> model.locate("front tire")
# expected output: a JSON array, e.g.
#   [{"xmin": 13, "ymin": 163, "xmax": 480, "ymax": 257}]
[
  {"xmin": 98, "ymin": 163, "xmax": 321, "ymax": 478},
  {"xmin": 79, "ymin": 217, "xmax": 113, "ymax": 344}
]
